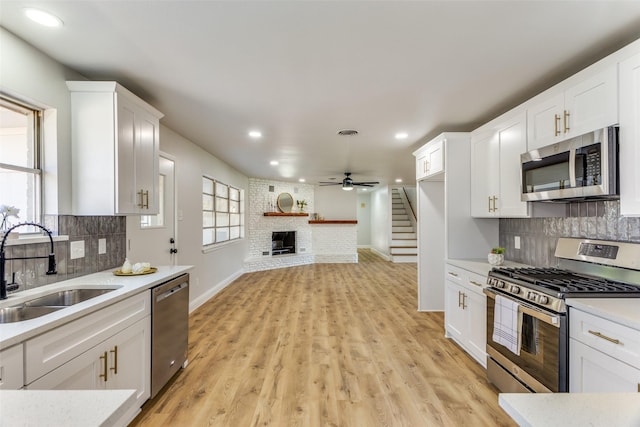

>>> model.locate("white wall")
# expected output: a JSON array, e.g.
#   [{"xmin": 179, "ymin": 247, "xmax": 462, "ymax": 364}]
[
  {"xmin": 370, "ymin": 186, "xmax": 391, "ymax": 258},
  {"xmin": 357, "ymin": 193, "xmax": 371, "ymax": 247},
  {"xmin": 0, "ymin": 28, "xmax": 84, "ymax": 215},
  {"xmin": 314, "ymin": 186, "xmax": 357, "ymax": 219},
  {"xmin": 159, "ymin": 126, "xmax": 249, "ymax": 310}
]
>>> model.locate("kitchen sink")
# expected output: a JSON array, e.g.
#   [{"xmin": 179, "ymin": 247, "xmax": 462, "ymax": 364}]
[
  {"xmin": 0, "ymin": 305, "xmax": 63, "ymax": 323},
  {"xmin": 0, "ymin": 288, "xmax": 118, "ymax": 323},
  {"xmin": 24, "ymin": 288, "xmax": 117, "ymax": 307}
]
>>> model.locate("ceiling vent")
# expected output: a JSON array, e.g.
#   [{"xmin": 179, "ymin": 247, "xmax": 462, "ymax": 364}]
[{"xmin": 337, "ymin": 129, "xmax": 358, "ymax": 136}]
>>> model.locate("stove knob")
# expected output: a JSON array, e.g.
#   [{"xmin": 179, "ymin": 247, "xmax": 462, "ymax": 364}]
[
  {"xmin": 510, "ymin": 285, "xmax": 521, "ymax": 294},
  {"xmin": 498, "ymin": 280, "xmax": 506, "ymax": 289},
  {"xmin": 527, "ymin": 292, "xmax": 537, "ymax": 302},
  {"xmin": 538, "ymin": 295, "xmax": 549, "ymax": 305}
]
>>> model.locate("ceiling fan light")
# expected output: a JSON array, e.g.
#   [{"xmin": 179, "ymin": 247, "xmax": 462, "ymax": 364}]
[{"xmin": 342, "ymin": 185, "xmax": 354, "ymax": 191}]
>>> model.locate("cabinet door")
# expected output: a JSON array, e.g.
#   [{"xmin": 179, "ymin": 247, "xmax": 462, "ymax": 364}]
[
  {"xmin": 415, "ymin": 152, "xmax": 428, "ymax": 181},
  {"xmin": 497, "ymin": 112, "xmax": 529, "ymax": 217},
  {"xmin": 0, "ymin": 344, "xmax": 24, "ymax": 389},
  {"xmin": 564, "ymin": 65, "xmax": 618, "ymax": 138},
  {"xmin": 465, "ymin": 288, "xmax": 487, "ymax": 368},
  {"xmin": 620, "ymin": 52, "xmax": 640, "ymax": 216},
  {"xmin": 27, "ymin": 343, "xmax": 105, "ymax": 390},
  {"xmin": 470, "ymin": 131, "xmax": 499, "ymax": 217},
  {"xmin": 116, "ymin": 100, "xmax": 138, "ymax": 213},
  {"xmin": 425, "ymin": 139, "xmax": 444, "ymax": 178},
  {"xmin": 570, "ymin": 338, "xmax": 640, "ymax": 393},
  {"xmin": 134, "ymin": 109, "xmax": 160, "ymax": 213},
  {"xmin": 444, "ymin": 281, "xmax": 465, "ymax": 342},
  {"xmin": 108, "ymin": 316, "xmax": 151, "ymax": 408},
  {"xmin": 526, "ymin": 92, "xmax": 564, "ymax": 150}
]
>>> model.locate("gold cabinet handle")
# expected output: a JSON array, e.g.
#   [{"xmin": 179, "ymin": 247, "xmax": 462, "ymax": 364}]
[
  {"xmin": 469, "ymin": 280, "xmax": 483, "ymax": 287},
  {"xmin": 491, "ymin": 196, "xmax": 498, "ymax": 212},
  {"xmin": 143, "ymin": 190, "xmax": 149, "ymax": 209},
  {"xmin": 563, "ymin": 110, "xmax": 570, "ymax": 133},
  {"xmin": 458, "ymin": 291, "xmax": 463, "ymax": 308},
  {"xmin": 137, "ymin": 190, "xmax": 144, "ymax": 208},
  {"xmin": 488, "ymin": 196, "xmax": 492, "ymax": 213},
  {"xmin": 588, "ymin": 330, "xmax": 622, "ymax": 345},
  {"xmin": 110, "ymin": 345, "xmax": 118, "ymax": 375},
  {"xmin": 448, "ymin": 272, "xmax": 459, "ymax": 277},
  {"xmin": 99, "ymin": 351, "xmax": 108, "ymax": 382},
  {"xmin": 462, "ymin": 293, "xmax": 467, "ymax": 310},
  {"xmin": 554, "ymin": 114, "xmax": 561, "ymax": 136}
]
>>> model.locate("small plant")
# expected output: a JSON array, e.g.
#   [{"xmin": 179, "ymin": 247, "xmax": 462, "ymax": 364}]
[
  {"xmin": 296, "ymin": 200, "xmax": 307, "ymax": 211},
  {"xmin": 490, "ymin": 247, "xmax": 505, "ymax": 254},
  {"xmin": 0, "ymin": 205, "xmax": 20, "ymax": 231}
]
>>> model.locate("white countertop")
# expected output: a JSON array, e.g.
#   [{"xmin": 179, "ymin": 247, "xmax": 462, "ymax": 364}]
[
  {"xmin": 566, "ymin": 297, "xmax": 640, "ymax": 330},
  {"xmin": 0, "ymin": 265, "xmax": 192, "ymax": 350},
  {"xmin": 447, "ymin": 258, "xmax": 533, "ymax": 277},
  {"xmin": 499, "ymin": 393, "xmax": 640, "ymax": 427},
  {"xmin": 0, "ymin": 389, "xmax": 136, "ymax": 426}
]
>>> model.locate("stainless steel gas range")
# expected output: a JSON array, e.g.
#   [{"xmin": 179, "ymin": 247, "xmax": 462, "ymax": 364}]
[{"xmin": 484, "ymin": 238, "xmax": 640, "ymax": 393}]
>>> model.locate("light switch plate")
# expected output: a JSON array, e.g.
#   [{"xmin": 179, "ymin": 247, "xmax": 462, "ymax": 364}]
[
  {"xmin": 515, "ymin": 236, "xmax": 521, "ymax": 250},
  {"xmin": 70, "ymin": 240, "xmax": 85, "ymax": 259},
  {"xmin": 98, "ymin": 238, "xmax": 106, "ymax": 254}
]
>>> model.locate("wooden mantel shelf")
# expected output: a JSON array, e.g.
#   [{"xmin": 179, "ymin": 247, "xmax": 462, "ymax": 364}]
[
  {"xmin": 263, "ymin": 212, "xmax": 309, "ymax": 217},
  {"xmin": 308, "ymin": 220, "xmax": 358, "ymax": 224}
]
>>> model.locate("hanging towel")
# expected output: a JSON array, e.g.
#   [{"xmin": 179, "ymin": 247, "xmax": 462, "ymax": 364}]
[{"xmin": 493, "ymin": 294, "xmax": 522, "ymax": 356}]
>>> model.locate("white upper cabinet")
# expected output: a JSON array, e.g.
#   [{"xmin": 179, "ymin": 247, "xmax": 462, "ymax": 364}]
[
  {"xmin": 619, "ymin": 51, "xmax": 640, "ymax": 216},
  {"xmin": 67, "ymin": 81, "xmax": 164, "ymax": 215},
  {"xmin": 471, "ymin": 111, "xmax": 529, "ymax": 218},
  {"xmin": 527, "ymin": 65, "xmax": 618, "ymax": 150},
  {"xmin": 414, "ymin": 136, "xmax": 444, "ymax": 181}
]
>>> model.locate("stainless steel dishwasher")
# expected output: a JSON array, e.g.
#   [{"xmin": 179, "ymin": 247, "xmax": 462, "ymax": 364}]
[{"xmin": 150, "ymin": 273, "xmax": 189, "ymax": 398}]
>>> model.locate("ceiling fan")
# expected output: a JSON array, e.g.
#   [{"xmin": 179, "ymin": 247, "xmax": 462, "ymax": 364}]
[{"xmin": 318, "ymin": 172, "xmax": 380, "ymax": 191}]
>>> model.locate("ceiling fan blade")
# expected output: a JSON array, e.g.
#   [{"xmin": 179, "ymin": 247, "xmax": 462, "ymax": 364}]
[
  {"xmin": 354, "ymin": 183, "xmax": 375, "ymax": 187},
  {"xmin": 318, "ymin": 182, "xmax": 341, "ymax": 186},
  {"xmin": 353, "ymin": 181, "xmax": 379, "ymax": 185}
]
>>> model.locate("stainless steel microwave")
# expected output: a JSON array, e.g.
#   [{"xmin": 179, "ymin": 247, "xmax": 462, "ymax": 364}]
[{"xmin": 521, "ymin": 126, "xmax": 619, "ymax": 202}]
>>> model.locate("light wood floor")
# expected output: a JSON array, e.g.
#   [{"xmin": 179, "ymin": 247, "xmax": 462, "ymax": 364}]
[{"xmin": 131, "ymin": 249, "xmax": 515, "ymax": 426}]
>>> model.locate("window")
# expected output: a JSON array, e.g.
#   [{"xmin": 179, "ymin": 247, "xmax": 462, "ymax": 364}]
[
  {"xmin": 202, "ymin": 176, "xmax": 243, "ymax": 246},
  {"xmin": 0, "ymin": 96, "xmax": 42, "ymax": 231}
]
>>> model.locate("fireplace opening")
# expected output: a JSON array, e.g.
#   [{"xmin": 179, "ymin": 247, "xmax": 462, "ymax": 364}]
[{"xmin": 272, "ymin": 231, "xmax": 296, "ymax": 256}]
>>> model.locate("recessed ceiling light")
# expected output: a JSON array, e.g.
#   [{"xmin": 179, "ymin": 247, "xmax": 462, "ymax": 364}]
[
  {"xmin": 24, "ymin": 8, "xmax": 63, "ymax": 27},
  {"xmin": 248, "ymin": 130, "xmax": 262, "ymax": 139},
  {"xmin": 270, "ymin": 160, "xmax": 279, "ymax": 166},
  {"xmin": 298, "ymin": 178, "xmax": 306, "ymax": 183},
  {"xmin": 395, "ymin": 178, "xmax": 403, "ymax": 183},
  {"xmin": 395, "ymin": 132, "xmax": 408, "ymax": 140}
]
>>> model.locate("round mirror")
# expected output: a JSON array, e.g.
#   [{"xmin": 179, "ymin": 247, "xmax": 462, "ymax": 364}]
[{"xmin": 277, "ymin": 193, "xmax": 294, "ymax": 213}]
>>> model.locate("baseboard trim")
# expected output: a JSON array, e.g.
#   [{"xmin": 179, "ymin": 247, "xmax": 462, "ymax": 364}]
[{"xmin": 189, "ymin": 269, "xmax": 245, "ymax": 313}]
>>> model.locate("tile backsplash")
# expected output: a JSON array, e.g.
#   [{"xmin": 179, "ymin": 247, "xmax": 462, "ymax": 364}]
[
  {"xmin": 3, "ymin": 216, "xmax": 125, "ymax": 292},
  {"xmin": 500, "ymin": 200, "xmax": 640, "ymax": 267}
]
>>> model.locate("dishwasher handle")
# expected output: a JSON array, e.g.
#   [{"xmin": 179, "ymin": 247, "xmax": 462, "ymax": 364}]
[{"xmin": 155, "ymin": 282, "xmax": 188, "ymax": 303}]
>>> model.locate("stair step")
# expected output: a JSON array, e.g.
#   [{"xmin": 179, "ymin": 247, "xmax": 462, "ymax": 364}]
[
  {"xmin": 390, "ymin": 246, "xmax": 417, "ymax": 254},
  {"xmin": 391, "ymin": 238, "xmax": 417, "ymax": 246},
  {"xmin": 392, "ymin": 209, "xmax": 406, "ymax": 215},
  {"xmin": 392, "ymin": 214, "xmax": 409, "ymax": 220},
  {"xmin": 392, "ymin": 220, "xmax": 411, "ymax": 226},
  {"xmin": 392, "ymin": 232, "xmax": 417, "ymax": 239},
  {"xmin": 392, "ymin": 254, "xmax": 417, "ymax": 263},
  {"xmin": 392, "ymin": 226, "xmax": 414, "ymax": 233}
]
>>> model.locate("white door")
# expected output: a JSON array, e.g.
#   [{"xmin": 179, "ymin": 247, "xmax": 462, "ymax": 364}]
[{"xmin": 126, "ymin": 155, "xmax": 177, "ymax": 266}]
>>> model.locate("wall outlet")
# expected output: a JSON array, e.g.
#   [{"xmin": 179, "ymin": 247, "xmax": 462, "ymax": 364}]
[
  {"xmin": 515, "ymin": 236, "xmax": 521, "ymax": 250},
  {"xmin": 262, "ymin": 251, "xmax": 270, "ymax": 256},
  {"xmin": 98, "ymin": 238, "xmax": 106, "ymax": 254},
  {"xmin": 70, "ymin": 240, "xmax": 85, "ymax": 259}
]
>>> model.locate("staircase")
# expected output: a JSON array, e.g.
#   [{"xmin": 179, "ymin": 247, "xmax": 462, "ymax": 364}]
[{"xmin": 390, "ymin": 188, "xmax": 417, "ymax": 263}]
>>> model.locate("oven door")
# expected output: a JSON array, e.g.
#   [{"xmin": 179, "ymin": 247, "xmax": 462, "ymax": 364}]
[{"xmin": 484, "ymin": 288, "xmax": 568, "ymax": 393}]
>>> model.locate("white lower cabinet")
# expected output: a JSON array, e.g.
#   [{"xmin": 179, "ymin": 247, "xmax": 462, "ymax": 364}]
[
  {"xmin": 0, "ymin": 344, "xmax": 24, "ymax": 389},
  {"xmin": 444, "ymin": 264, "xmax": 487, "ymax": 367},
  {"xmin": 28, "ymin": 316, "xmax": 150, "ymax": 407},
  {"xmin": 569, "ymin": 307, "xmax": 640, "ymax": 392},
  {"xmin": 25, "ymin": 291, "xmax": 151, "ymax": 423}
]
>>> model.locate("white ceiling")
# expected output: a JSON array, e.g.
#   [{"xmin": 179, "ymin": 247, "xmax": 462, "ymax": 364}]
[{"xmin": 2, "ymin": 1, "xmax": 640, "ymax": 189}]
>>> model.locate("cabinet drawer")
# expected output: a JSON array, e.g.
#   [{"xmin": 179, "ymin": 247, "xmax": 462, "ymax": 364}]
[
  {"xmin": 25, "ymin": 291, "xmax": 150, "ymax": 384},
  {"xmin": 0, "ymin": 344, "xmax": 24, "ymax": 389},
  {"xmin": 445, "ymin": 264, "xmax": 466, "ymax": 285},
  {"xmin": 570, "ymin": 308, "xmax": 640, "ymax": 370},
  {"xmin": 465, "ymin": 271, "xmax": 487, "ymax": 296}
]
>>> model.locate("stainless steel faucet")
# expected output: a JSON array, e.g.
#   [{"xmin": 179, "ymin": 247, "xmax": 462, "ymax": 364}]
[{"xmin": 0, "ymin": 222, "xmax": 57, "ymax": 299}]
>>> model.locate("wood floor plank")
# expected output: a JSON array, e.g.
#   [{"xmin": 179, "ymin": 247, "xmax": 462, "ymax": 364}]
[{"xmin": 131, "ymin": 249, "xmax": 516, "ymax": 426}]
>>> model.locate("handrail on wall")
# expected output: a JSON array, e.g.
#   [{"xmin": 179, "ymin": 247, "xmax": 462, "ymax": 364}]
[{"xmin": 402, "ymin": 187, "xmax": 417, "ymax": 221}]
